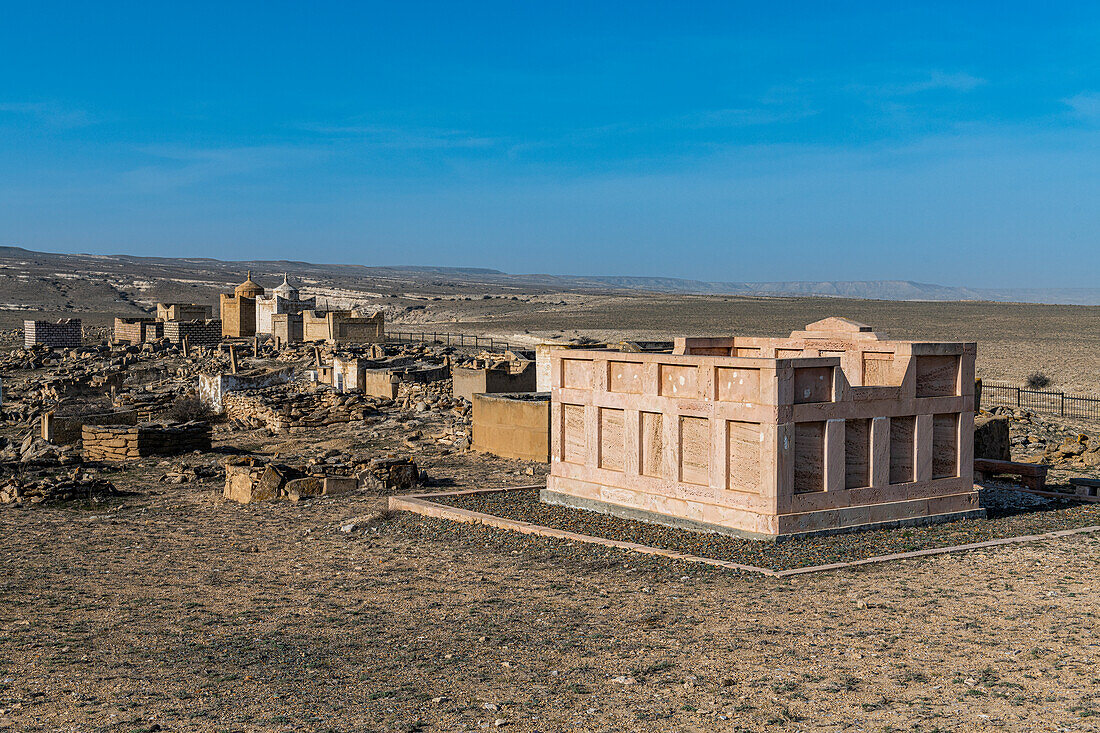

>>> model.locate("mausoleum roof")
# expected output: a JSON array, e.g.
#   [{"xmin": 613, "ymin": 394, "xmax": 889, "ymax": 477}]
[
  {"xmin": 273, "ymin": 273, "xmax": 299, "ymax": 300},
  {"xmin": 234, "ymin": 271, "xmax": 265, "ymax": 297}
]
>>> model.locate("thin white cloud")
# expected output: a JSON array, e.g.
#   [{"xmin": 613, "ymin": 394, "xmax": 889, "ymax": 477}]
[
  {"xmin": 848, "ymin": 70, "xmax": 987, "ymax": 97},
  {"xmin": 1065, "ymin": 92, "xmax": 1100, "ymax": 122},
  {"xmin": 671, "ymin": 106, "xmax": 818, "ymax": 129},
  {"xmin": 294, "ymin": 122, "xmax": 499, "ymax": 150},
  {"xmin": 0, "ymin": 101, "xmax": 99, "ymax": 128},
  {"xmin": 900, "ymin": 71, "xmax": 987, "ymax": 93},
  {"xmin": 121, "ymin": 144, "xmax": 324, "ymax": 191}
]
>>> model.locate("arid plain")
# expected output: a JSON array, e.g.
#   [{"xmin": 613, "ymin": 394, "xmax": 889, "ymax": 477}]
[{"xmin": 1, "ymin": 255, "xmax": 1099, "ymax": 732}]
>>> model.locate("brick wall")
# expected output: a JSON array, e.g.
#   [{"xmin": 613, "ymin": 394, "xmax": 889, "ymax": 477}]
[
  {"xmin": 114, "ymin": 318, "xmax": 162, "ymax": 344},
  {"xmin": 163, "ymin": 319, "xmax": 222, "ymax": 345},
  {"xmin": 24, "ymin": 319, "xmax": 82, "ymax": 349}
]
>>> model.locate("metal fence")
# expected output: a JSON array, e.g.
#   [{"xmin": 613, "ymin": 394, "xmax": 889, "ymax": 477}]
[
  {"xmin": 386, "ymin": 330, "xmax": 526, "ymax": 353},
  {"xmin": 981, "ymin": 381, "xmax": 1100, "ymax": 420}
]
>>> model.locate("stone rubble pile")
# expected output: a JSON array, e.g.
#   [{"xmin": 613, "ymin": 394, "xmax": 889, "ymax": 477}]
[
  {"xmin": 0, "ymin": 468, "xmax": 117, "ymax": 505},
  {"xmin": 397, "ymin": 379, "xmax": 455, "ymax": 410},
  {"xmin": 159, "ymin": 461, "xmax": 225, "ymax": 484},
  {"xmin": 224, "ymin": 457, "xmax": 356, "ymax": 503},
  {"xmin": 982, "ymin": 407, "xmax": 1100, "ymax": 469},
  {"xmin": 1042, "ymin": 434, "xmax": 1100, "ymax": 468}
]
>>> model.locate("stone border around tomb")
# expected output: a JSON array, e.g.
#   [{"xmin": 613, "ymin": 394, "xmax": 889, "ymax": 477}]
[
  {"xmin": 388, "ymin": 486, "xmax": 1100, "ymax": 577},
  {"xmin": 540, "ymin": 488, "xmax": 987, "ymax": 542}
]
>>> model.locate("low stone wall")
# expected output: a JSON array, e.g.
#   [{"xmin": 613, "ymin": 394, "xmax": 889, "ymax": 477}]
[
  {"xmin": 472, "ymin": 392, "xmax": 550, "ymax": 462},
  {"xmin": 42, "ymin": 409, "xmax": 139, "ymax": 444},
  {"xmin": 198, "ymin": 366, "xmax": 295, "ymax": 413},
  {"xmin": 114, "ymin": 392, "xmax": 179, "ymax": 422},
  {"xmin": 82, "ymin": 421, "xmax": 212, "ymax": 462},
  {"xmin": 222, "ymin": 385, "xmax": 377, "ymax": 433},
  {"xmin": 164, "ymin": 319, "xmax": 222, "ymax": 345}
]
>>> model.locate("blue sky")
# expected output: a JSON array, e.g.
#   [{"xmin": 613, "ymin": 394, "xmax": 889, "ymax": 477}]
[{"xmin": 1, "ymin": 2, "xmax": 1098, "ymax": 287}]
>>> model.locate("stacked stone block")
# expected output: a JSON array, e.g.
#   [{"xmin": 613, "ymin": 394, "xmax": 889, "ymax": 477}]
[
  {"xmin": 223, "ymin": 459, "xmax": 359, "ymax": 503},
  {"xmin": 82, "ymin": 422, "xmax": 212, "ymax": 462}
]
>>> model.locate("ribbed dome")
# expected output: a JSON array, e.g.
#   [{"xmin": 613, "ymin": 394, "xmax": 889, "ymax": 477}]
[
  {"xmin": 272, "ymin": 273, "xmax": 298, "ymax": 300},
  {"xmin": 234, "ymin": 270, "xmax": 265, "ymax": 297}
]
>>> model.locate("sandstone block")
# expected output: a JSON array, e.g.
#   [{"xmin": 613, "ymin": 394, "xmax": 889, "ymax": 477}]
[{"xmin": 974, "ymin": 416, "xmax": 1010, "ymax": 461}]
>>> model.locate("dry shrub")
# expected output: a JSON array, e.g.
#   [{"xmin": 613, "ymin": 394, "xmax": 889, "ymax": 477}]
[
  {"xmin": 165, "ymin": 394, "xmax": 214, "ymax": 423},
  {"xmin": 1026, "ymin": 372, "xmax": 1052, "ymax": 390}
]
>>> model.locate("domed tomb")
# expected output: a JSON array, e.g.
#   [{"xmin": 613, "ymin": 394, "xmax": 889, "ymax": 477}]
[
  {"xmin": 234, "ymin": 271, "xmax": 265, "ymax": 298},
  {"xmin": 272, "ymin": 273, "xmax": 299, "ymax": 300}
]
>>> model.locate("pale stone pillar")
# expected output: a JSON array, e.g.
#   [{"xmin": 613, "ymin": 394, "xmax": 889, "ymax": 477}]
[
  {"xmin": 584, "ymin": 404, "xmax": 599, "ymax": 469},
  {"xmin": 710, "ymin": 415, "xmax": 727, "ymax": 492},
  {"xmin": 774, "ymin": 422, "xmax": 793, "ymax": 514},
  {"xmin": 915, "ymin": 414, "xmax": 933, "ymax": 483},
  {"xmin": 870, "ymin": 416, "xmax": 890, "ymax": 488},
  {"xmin": 624, "ymin": 409, "xmax": 641, "ymax": 476},
  {"xmin": 825, "ymin": 418, "xmax": 846, "ymax": 492}
]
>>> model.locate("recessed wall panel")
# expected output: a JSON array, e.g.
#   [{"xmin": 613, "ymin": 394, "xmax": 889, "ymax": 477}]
[
  {"xmin": 679, "ymin": 416, "xmax": 710, "ymax": 485},
  {"xmin": 716, "ymin": 367, "xmax": 760, "ymax": 403},
  {"xmin": 598, "ymin": 408, "xmax": 625, "ymax": 472},
  {"xmin": 562, "ymin": 404, "xmax": 586, "ymax": 464},
  {"xmin": 727, "ymin": 420, "xmax": 762, "ymax": 493}
]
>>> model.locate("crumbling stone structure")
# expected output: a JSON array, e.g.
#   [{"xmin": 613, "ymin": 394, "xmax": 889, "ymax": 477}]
[
  {"xmin": 24, "ymin": 319, "xmax": 82, "ymax": 349},
  {"xmin": 302, "ymin": 309, "xmax": 385, "ymax": 344},
  {"xmin": 222, "ymin": 385, "xmax": 376, "ymax": 433},
  {"xmin": 327, "ymin": 355, "xmax": 449, "ymax": 399},
  {"xmin": 453, "ymin": 358, "xmax": 536, "ymax": 401},
  {"xmin": 255, "ymin": 274, "xmax": 316, "ymax": 335},
  {"xmin": 224, "ymin": 460, "xmax": 357, "ymax": 503},
  {"xmin": 543, "ymin": 318, "xmax": 980, "ymax": 540},
  {"xmin": 157, "ymin": 303, "xmax": 213, "ymax": 322},
  {"xmin": 198, "ymin": 366, "xmax": 294, "ymax": 413},
  {"xmin": 220, "ymin": 272, "xmax": 265, "ymax": 338},
  {"xmin": 82, "ymin": 421, "xmax": 212, "ymax": 462},
  {"xmin": 223, "ymin": 456, "xmax": 416, "ymax": 503},
  {"xmin": 113, "ymin": 317, "xmax": 163, "ymax": 344},
  {"xmin": 42, "ymin": 409, "xmax": 139, "ymax": 444}
]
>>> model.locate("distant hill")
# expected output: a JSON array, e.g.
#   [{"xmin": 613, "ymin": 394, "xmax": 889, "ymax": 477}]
[
  {"xmin": 563, "ymin": 276, "xmax": 1100, "ymax": 305},
  {"xmin": 0, "ymin": 246, "xmax": 1096, "ymax": 321}
]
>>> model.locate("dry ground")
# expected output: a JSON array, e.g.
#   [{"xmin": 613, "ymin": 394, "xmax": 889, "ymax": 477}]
[{"xmin": 2, "ymin": 462, "xmax": 1099, "ymax": 732}]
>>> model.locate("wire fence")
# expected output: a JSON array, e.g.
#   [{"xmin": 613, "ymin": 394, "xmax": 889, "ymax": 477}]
[
  {"xmin": 981, "ymin": 381, "xmax": 1100, "ymax": 420},
  {"xmin": 386, "ymin": 330, "xmax": 527, "ymax": 353}
]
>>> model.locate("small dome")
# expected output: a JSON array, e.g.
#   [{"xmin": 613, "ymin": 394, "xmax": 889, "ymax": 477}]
[
  {"xmin": 234, "ymin": 270, "xmax": 265, "ymax": 297},
  {"xmin": 273, "ymin": 273, "xmax": 299, "ymax": 300}
]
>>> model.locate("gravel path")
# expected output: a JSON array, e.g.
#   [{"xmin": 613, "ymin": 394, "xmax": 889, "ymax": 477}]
[{"xmin": 433, "ymin": 485, "xmax": 1100, "ymax": 571}]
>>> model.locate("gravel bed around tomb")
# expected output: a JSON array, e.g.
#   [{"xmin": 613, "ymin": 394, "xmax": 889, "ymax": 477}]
[{"xmin": 431, "ymin": 485, "xmax": 1100, "ymax": 571}]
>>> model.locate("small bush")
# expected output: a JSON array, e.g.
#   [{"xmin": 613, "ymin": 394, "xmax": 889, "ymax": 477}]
[
  {"xmin": 165, "ymin": 394, "xmax": 214, "ymax": 423},
  {"xmin": 1025, "ymin": 372, "xmax": 1052, "ymax": 389}
]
